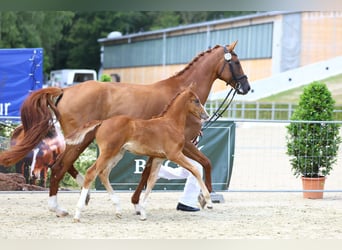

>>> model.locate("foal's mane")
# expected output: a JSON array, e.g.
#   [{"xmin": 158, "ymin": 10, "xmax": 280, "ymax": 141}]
[
  {"xmin": 153, "ymin": 90, "xmax": 186, "ymax": 118},
  {"xmin": 171, "ymin": 45, "xmax": 220, "ymax": 78}
]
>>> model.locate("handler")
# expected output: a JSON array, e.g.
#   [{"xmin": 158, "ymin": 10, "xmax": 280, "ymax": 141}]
[{"xmin": 158, "ymin": 157, "xmax": 204, "ymax": 212}]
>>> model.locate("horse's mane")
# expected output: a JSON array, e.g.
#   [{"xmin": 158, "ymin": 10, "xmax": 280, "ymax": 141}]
[
  {"xmin": 171, "ymin": 45, "xmax": 221, "ymax": 78},
  {"xmin": 153, "ymin": 90, "xmax": 184, "ymax": 118}
]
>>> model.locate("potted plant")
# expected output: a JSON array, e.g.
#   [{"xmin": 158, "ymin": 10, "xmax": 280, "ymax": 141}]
[{"xmin": 286, "ymin": 81, "xmax": 341, "ymax": 199}]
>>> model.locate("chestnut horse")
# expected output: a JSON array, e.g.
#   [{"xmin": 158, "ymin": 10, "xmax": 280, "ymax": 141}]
[
  {"xmin": 66, "ymin": 86, "xmax": 210, "ymax": 221},
  {"xmin": 0, "ymin": 41, "xmax": 250, "ymax": 216},
  {"xmin": 11, "ymin": 125, "xmax": 65, "ymax": 187}
]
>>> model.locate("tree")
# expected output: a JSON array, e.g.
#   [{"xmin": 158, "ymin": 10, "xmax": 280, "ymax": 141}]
[{"xmin": 0, "ymin": 11, "xmax": 74, "ymax": 74}]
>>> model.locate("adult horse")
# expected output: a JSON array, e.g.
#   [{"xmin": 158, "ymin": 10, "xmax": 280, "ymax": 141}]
[
  {"xmin": 0, "ymin": 41, "xmax": 250, "ymax": 216},
  {"xmin": 65, "ymin": 85, "xmax": 210, "ymax": 221},
  {"xmin": 11, "ymin": 125, "xmax": 65, "ymax": 187}
]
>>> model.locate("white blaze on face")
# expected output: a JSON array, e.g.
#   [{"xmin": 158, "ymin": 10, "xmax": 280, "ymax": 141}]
[{"xmin": 30, "ymin": 148, "xmax": 40, "ymax": 177}]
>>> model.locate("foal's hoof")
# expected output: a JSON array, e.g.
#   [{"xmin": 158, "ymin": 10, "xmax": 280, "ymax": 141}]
[
  {"xmin": 206, "ymin": 204, "xmax": 214, "ymax": 209},
  {"xmin": 198, "ymin": 193, "xmax": 207, "ymax": 209},
  {"xmin": 56, "ymin": 211, "xmax": 69, "ymax": 217},
  {"xmin": 73, "ymin": 218, "xmax": 81, "ymax": 223}
]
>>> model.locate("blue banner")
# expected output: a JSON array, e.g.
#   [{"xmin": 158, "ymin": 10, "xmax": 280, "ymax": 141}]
[{"xmin": 0, "ymin": 48, "xmax": 43, "ymax": 119}]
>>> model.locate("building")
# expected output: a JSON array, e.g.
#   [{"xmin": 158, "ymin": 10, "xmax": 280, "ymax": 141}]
[{"xmin": 98, "ymin": 11, "xmax": 342, "ymax": 94}]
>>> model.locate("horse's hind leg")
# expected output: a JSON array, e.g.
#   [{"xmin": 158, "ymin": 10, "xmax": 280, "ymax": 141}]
[
  {"xmin": 131, "ymin": 157, "xmax": 153, "ymax": 215},
  {"xmin": 139, "ymin": 158, "xmax": 163, "ymax": 221}
]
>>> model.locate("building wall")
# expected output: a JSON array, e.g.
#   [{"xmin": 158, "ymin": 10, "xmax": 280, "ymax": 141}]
[
  {"xmin": 100, "ymin": 11, "xmax": 342, "ymax": 94},
  {"xmin": 301, "ymin": 12, "xmax": 342, "ymax": 66}
]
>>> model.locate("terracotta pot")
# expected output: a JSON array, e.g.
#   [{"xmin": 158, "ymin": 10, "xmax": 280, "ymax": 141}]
[{"xmin": 301, "ymin": 176, "xmax": 326, "ymax": 199}]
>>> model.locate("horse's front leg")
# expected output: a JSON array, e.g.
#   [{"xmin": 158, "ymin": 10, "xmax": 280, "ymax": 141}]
[
  {"xmin": 131, "ymin": 157, "xmax": 153, "ymax": 215},
  {"xmin": 49, "ymin": 146, "xmax": 86, "ymax": 217},
  {"xmin": 49, "ymin": 156, "xmax": 72, "ymax": 217},
  {"xmin": 183, "ymin": 141, "xmax": 213, "ymax": 193},
  {"xmin": 139, "ymin": 158, "xmax": 163, "ymax": 221}
]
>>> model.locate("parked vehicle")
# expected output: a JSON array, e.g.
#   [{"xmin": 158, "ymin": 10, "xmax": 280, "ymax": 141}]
[{"xmin": 48, "ymin": 69, "xmax": 97, "ymax": 88}]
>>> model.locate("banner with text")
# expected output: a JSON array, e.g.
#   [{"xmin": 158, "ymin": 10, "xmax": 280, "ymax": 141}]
[
  {"xmin": 95, "ymin": 120, "xmax": 235, "ymax": 191},
  {"xmin": 0, "ymin": 48, "xmax": 43, "ymax": 120}
]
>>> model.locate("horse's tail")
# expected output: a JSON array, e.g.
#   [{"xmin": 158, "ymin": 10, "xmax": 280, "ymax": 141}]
[
  {"xmin": 65, "ymin": 120, "xmax": 102, "ymax": 145},
  {"xmin": 0, "ymin": 87, "xmax": 63, "ymax": 166}
]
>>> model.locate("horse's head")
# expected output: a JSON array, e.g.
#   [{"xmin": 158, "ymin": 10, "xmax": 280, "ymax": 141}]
[
  {"xmin": 186, "ymin": 83, "xmax": 210, "ymax": 121},
  {"xmin": 217, "ymin": 41, "xmax": 251, "ymax": 95}
]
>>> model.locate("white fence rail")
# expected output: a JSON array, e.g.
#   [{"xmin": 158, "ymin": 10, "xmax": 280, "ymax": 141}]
[
  {"xmin": 205, "ymin": 101, "xmax": 342, "ymax": 121},
  {"xmin": 229, "ymin": 120, "xmax": 342, "ymax": 192}
]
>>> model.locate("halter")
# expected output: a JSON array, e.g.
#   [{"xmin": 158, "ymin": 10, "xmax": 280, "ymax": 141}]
[
  {"xmin": 194, "ymin": 46, "xmax": 244, "ymax": 141},
  {"xmin": 218, "ymin": 46, "xmax": 248, "ymax": 91}
]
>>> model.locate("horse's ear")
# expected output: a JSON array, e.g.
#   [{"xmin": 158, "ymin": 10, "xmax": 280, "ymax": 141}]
[{"xmin": 229, "ymin": 40, "xmax": 238, "ymax": 51}]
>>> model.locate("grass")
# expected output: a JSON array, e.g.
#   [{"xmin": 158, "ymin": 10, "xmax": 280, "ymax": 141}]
[{"xmin": 258, "ymin": 73, "xmax": 342, "ymax": 105}]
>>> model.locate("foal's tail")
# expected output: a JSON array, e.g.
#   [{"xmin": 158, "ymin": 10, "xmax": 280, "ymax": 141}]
[
  {"xmin": 0, "ymin": 87, "xmax": 63, "ymax": 166},
  {"xmin": 65, "ymin": 120, "xmax": 102, "ymax": 145}
]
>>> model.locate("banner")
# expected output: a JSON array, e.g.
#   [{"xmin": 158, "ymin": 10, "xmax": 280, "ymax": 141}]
[
  {"xmin": 0, "ymin": 48, "xmax": 43, "ymax": 119},
  {"xmin": 95, "ymin": 120, "xmax": 235, "ymax": 191}
]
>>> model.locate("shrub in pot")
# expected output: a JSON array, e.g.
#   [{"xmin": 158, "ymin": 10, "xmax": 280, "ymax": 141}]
[{"xmin": 286, "ymin": 81, "xmax": 341, "ymax": 198}]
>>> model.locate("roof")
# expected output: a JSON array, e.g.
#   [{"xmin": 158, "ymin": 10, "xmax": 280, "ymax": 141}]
[{"xmin": 98, "ymin": 11, "xmax": 296, "ymax": 45}]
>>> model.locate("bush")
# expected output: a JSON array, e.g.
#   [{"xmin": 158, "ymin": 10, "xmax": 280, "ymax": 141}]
[
  {"xmin": 286, "ymin": 81, "xmax": 341, "ymax": 177},
  {"xmin": 100, "ymin": 74, "xmax": 112, "ymax": 82}
]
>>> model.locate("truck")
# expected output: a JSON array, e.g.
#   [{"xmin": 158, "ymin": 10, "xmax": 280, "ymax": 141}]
[{"xmin": 48, "ymin": 69, "xmax": 97, "ymax": 88}]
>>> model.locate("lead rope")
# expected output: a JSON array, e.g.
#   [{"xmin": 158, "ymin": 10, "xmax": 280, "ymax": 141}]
[{"xmin": 192, "ymin": 88, "xmax": 237, "ymax": 145}]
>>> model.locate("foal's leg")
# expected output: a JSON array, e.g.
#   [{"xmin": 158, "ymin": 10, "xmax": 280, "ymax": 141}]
[
  {"xmin": 139, "ymin": 158, "xmax": 163, "ymax": 221},
  {"xmin": 97, "ymin": 151, "xmax": 125, "ymax": 219},
  {"xmin": 183, "ymin": 141, "xmax": 213, "ymax": 193},
  {"xmin": 74, "ymin": 150, "xmax": 122, "ymax": 222},
  {"xmin": 171, "ymin": 153, "xmax": 213, "ymax": 209},
  {"xmin": 131, "ymin": 142, "xmax": 213, "ymax": 209},
  {"xmin": 49, "ymin": 140, "xmax": 93, "ymax": 216},
  {"xmin": 73, "ymin": 161, "xmax": 98, "ymax": 222}
]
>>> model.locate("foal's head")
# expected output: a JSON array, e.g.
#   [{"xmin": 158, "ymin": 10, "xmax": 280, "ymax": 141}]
[
  {"xmin": 185, "ymin": 86, "xmax": 209, "ymax": 121},
  {"xmin": 217, "ymin": 40, "xmax": 251, "ymax": 95}
]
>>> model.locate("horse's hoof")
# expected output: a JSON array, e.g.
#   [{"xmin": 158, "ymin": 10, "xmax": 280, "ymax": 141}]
[
  {"xmin": 51, "ymin": 207, "xmax": 69, "ymax": 217},
  {"xmin": 73, "ymin": 218, "xmax": 81, "ymax": 223},
  {"xmin": 115, "ymin": 213, "xmax": 122, "ymax": 219},
  {"xmin": 139, "ymin": 216, "xmax": 147, "ymax": 221},
  {"xmin": 198, "ymin": 193, "xmax": 207, "ymax": 209},
  {"xmin": 134, "ymin": 204, "xmax": 141, "ymax": 215},
  {"xmin": 206, "ymin": 204, "xmax": 213, "ymax": 209}
]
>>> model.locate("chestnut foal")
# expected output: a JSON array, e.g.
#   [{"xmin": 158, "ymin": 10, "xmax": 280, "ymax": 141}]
[{"xmin": 65, "ymin": 86, "xmax": 211, "ymax": 221}]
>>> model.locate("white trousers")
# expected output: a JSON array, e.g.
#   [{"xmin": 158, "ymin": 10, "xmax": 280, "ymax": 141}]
[{"xmin": 158, "ymin": 157, "xmax": 203, "ymax": 208}]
